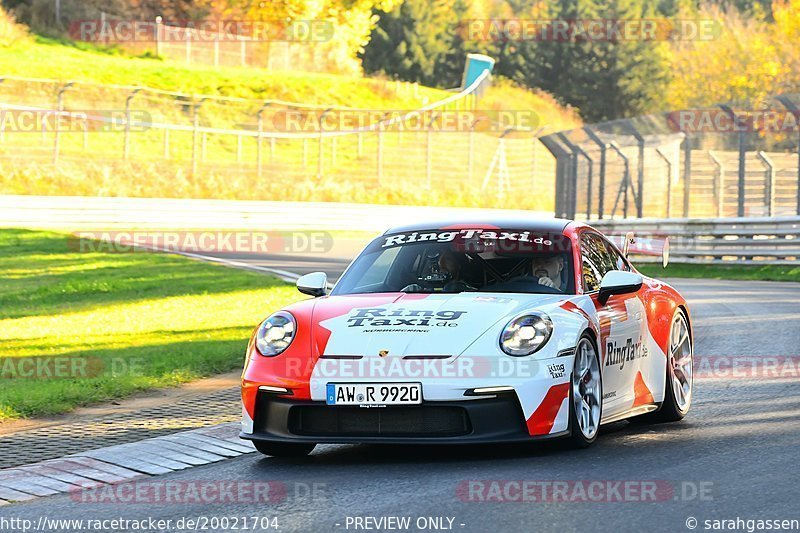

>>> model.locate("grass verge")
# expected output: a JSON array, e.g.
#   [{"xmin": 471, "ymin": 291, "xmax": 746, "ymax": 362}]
[
  {"xmin": 637, "ymin": 262, "xmax": 800, "ymax": 283},
  {"xmin": 0, "ymin": 228, "xmax": 300, "ymax": 421}
]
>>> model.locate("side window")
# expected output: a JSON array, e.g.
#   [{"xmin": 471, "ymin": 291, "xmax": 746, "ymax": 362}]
[
  {"xmin": 604, "ymin": 239, "xmax": 630, "ymax": 272},
  {"xmin": 581, "ymin": 233, "xmax": 617, "ymax": 292}
]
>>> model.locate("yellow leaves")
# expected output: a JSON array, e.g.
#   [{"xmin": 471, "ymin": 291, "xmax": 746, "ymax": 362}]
[
  {"xmin": 666, "ymin": 2, "xmax": 799, "ymax": 108},
  {"xmin": 0, "ymin": 6, "xmax": 28, "ymax": 47},
  {"xmin": 773, "ymin": 0, "xmax": 800, "ymax": 40}
]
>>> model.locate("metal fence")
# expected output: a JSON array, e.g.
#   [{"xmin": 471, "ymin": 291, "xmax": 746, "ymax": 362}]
[
  {"xmin": 0, "ymin": 74, "xmax": 556, "ymax": 206},
  {"xmin": 543, "ymin": 96, "xmax": 800, "ymax": 220}
]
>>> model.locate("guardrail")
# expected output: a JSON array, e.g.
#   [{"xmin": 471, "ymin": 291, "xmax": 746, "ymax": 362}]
[
  {"xmin": 0, "ymin": 194, "xmax": 551, "ymax": 233},
  {"xmin": 588, "ymin": 216, "xmax": 800, "ymax": 265},
  {"xmin": 3, "ymin": 195, "xmax": 797, "ymax": 265}
]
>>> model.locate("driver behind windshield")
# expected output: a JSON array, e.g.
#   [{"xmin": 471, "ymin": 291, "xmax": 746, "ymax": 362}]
[
  {"xmin": 528, "ymin": 254, "xmax": 566, "ymax": 292},
  {"xmin": 438, "ymin": 251, "xmax": 475, "ymax": 293}
]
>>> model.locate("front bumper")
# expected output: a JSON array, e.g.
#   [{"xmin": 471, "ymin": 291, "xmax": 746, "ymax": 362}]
[{"xmin": 240, "ymin": 392, "xmax": 569, "ymax": 445}]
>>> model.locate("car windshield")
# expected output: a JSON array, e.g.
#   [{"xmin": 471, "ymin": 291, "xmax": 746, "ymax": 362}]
[{"xmin": 332, "ymin": 228, "xmax": 575, "ymax": 295}]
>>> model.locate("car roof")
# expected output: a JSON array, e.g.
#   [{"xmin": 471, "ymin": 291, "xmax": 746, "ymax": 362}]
[{"xmin": 383, "ymin": 217, "xmax": 574, "ymax": 235}]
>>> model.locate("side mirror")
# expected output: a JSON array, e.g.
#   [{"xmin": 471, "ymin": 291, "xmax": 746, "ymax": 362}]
[
  {"xmin": 598, "ymin": 270, "xmax": 643, "ymax": 305},
  {"xmin": 296, "ymin": 272, "xmax": 328, "ymax": 297}
]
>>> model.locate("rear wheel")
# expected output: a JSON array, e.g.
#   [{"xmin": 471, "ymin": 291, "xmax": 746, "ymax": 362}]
[
  {"xmin": 567, "ymin": 334, "xmax": 603, "ymax": 448},
  {"xmin": 253, "ymin": 440, "xmax": 316, "ymax": 457}
]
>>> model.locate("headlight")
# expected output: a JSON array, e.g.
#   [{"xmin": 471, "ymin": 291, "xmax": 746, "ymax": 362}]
[
  {"xmin": 255, "ymin": 311, "xmax": 296, "ymax": 356},
  {"xmin": 500, "ymin": 313, "xmax": 553, "ymax": 356}
]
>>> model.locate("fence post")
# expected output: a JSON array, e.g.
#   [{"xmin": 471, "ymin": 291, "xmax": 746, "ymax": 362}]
[
  {"xmin": 608, "ymin": 142, "xmax": 630, "ymax": 219},
  {"xmin": 357, "ymin": 132, "xmax": 363, "ymax": 158},
  {"xmin": 123, "ymin": 88, "xmax": 141, "ymax": 160},
  {"xmin": 468, "ymin": 128, "xmax": 475, "ymax": 182},
  {"xmin": 0, "ymin": 79, "xmax": 5, "ymax": 143},
  {"xmin": 625, "ymin": 124, "xmax": 646, "ymax": 218},
  {"xmin": 256, "ymin": 103, "xmax": 269, "ymax": 178},
  {"xmin": 53, "ymin": 82, "xmax": 73, "ymax": 166},
  {"xmin": 377, "ymin": 113, "xmax": 387, "ymax": 186},
  {"xmin": 425, "ymin": 113, "xmax": 439, "ymax": 189},
  {"xmin": 467, "ymin": 117, "xmax": 486, "ymax": 183},
  {"xmin": 682, "ymin": 134, "xmax": 692, "ymax": 217},
  {"xmin": 155, "ymin": 16, "xmax": 162, "ymax": 58},
  {"xmin": 302, "ymin": 138, "xmax": 308, "ymax": 167},
  {"xmin": 317, "ymin": 108, "xmax": 332, "ymax": 180},
  {"xmin": 558, "ymin": 133, "xmax": 592, "ymax": 219},
  {"xmin": 331, "ymin": 137, "xmax": 337, "ymax": 167},
  {"xmin": 201, "ymin": 132, "xmax": 207, "ymax": 162},
  {"xmin": 719, "ymin": 105, "xmax": 746, "ymax": 217},
  {"xmin": 757, "ymin": 150, "xmax": 775, "ymax": 217},
  {"xmin": 163, "ymin": 128, "xmax": 170, "ymax": 159},
  {"xmin": 185, "ymin": 27, "xmax": 192, "ymax": 64},
  {"xmin": 655, "ymin": 148, "xmax": 673, "ymax": 218},
  {"xmin": 584, "ymin": 127, "xmax": 607, "ymax": 219},
  {"xmin": 539, "ymin": 135, "xmax": 574, "ymax": 218},
  {"xmin": 776, "ymin": 96, "xmax": 800, "ymax": 215},
  {"xmin": 530, "ymin": 127, "xmax": 549, "ymax": 190},
  {"xmin": 708, "ymin": 150, "xmax": 724, "ymax": 217},
  {"xmin": 576, "ymin": 145, "xmax": 593, "ymax": 220},
  {"xmin": 191, "ymin": 97, "xmax": 204, "ymax": 175}
]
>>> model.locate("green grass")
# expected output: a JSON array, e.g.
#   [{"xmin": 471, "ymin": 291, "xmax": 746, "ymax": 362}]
[
  {"xmin": 0, "ymin": 25, "xmax": 578, "ymax": 210},
  {"xmin": 637, "ymin": 262, "xmax": 800, "ymax": 282},
  {"xmin": 0, "ymin": 228, "xmax": 301, "ymax": 420},
  {"xmin": 0, "ymin": 36, "xmax": 450, "ymax": 109}
]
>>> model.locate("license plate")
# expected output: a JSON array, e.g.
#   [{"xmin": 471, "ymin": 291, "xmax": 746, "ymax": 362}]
[{"xmin": 326, "ymin": 383, "xmax": 422, "ymax": 406}]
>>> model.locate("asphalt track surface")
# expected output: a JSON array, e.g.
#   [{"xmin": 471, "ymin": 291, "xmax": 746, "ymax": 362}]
[{"xmin": 3, "ymin": 253, "xmax": 799, "ymax": 533}]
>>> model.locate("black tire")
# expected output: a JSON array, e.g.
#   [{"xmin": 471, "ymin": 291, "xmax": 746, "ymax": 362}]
[
  {"xmin": 567, "ymin": 333, "xmax": 603, "ymax": 448},
  {"xmin": 633, "ymin": 309, "xmax": 692, "ymax": 424},
  {"xmin": 253, "ymin": 440, "xmax": 316, "ymax": 457}
]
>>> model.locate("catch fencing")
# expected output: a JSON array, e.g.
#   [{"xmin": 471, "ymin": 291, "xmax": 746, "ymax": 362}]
[
  {"xmin": 0, "ymin": 74, "xmax": 556, "ymax": 207},
  {"xmin": 544, "ymin": 96, "xmax": 800, "ymax": 220}
]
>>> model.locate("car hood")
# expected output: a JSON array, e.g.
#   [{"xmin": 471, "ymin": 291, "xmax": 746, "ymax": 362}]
[{"xmin": 310, "ymin": 292, "xmax": 567, "ymax": 358}]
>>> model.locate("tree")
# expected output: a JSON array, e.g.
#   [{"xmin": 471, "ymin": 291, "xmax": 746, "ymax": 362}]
[
  {"xmin": 528, "ymin": 0, "xmax": 670, "ymax": 121},
  {"xmin": 361, "ymin": 0, "xmax": 458, "ymax": 86}
]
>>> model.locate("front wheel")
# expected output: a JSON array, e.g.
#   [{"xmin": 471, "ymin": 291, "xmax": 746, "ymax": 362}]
[
  {"xmin": 252, "ymin": 440, "xmax": 316, "ymax": 457},
  {"xmin": 567, "ymin": 334, "xmax": 603, "ymax": 448}
]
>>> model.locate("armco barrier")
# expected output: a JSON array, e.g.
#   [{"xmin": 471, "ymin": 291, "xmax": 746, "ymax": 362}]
[
  {"xmin": 0, "ymin": 195, "xmax": 550, "ymax": 233},
  {"xmin": 2, "ymin": 195, "xmax": 796, "ymax": 265},
  {"xmin": 588, "ymin": 216, "xmax": 800, "ymax": 265}
]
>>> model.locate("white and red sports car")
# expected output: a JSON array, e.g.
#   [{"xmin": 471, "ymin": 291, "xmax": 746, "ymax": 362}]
[{"xmin": 241, "ymin": 218, "xmax": 693, "ymax": 456}]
